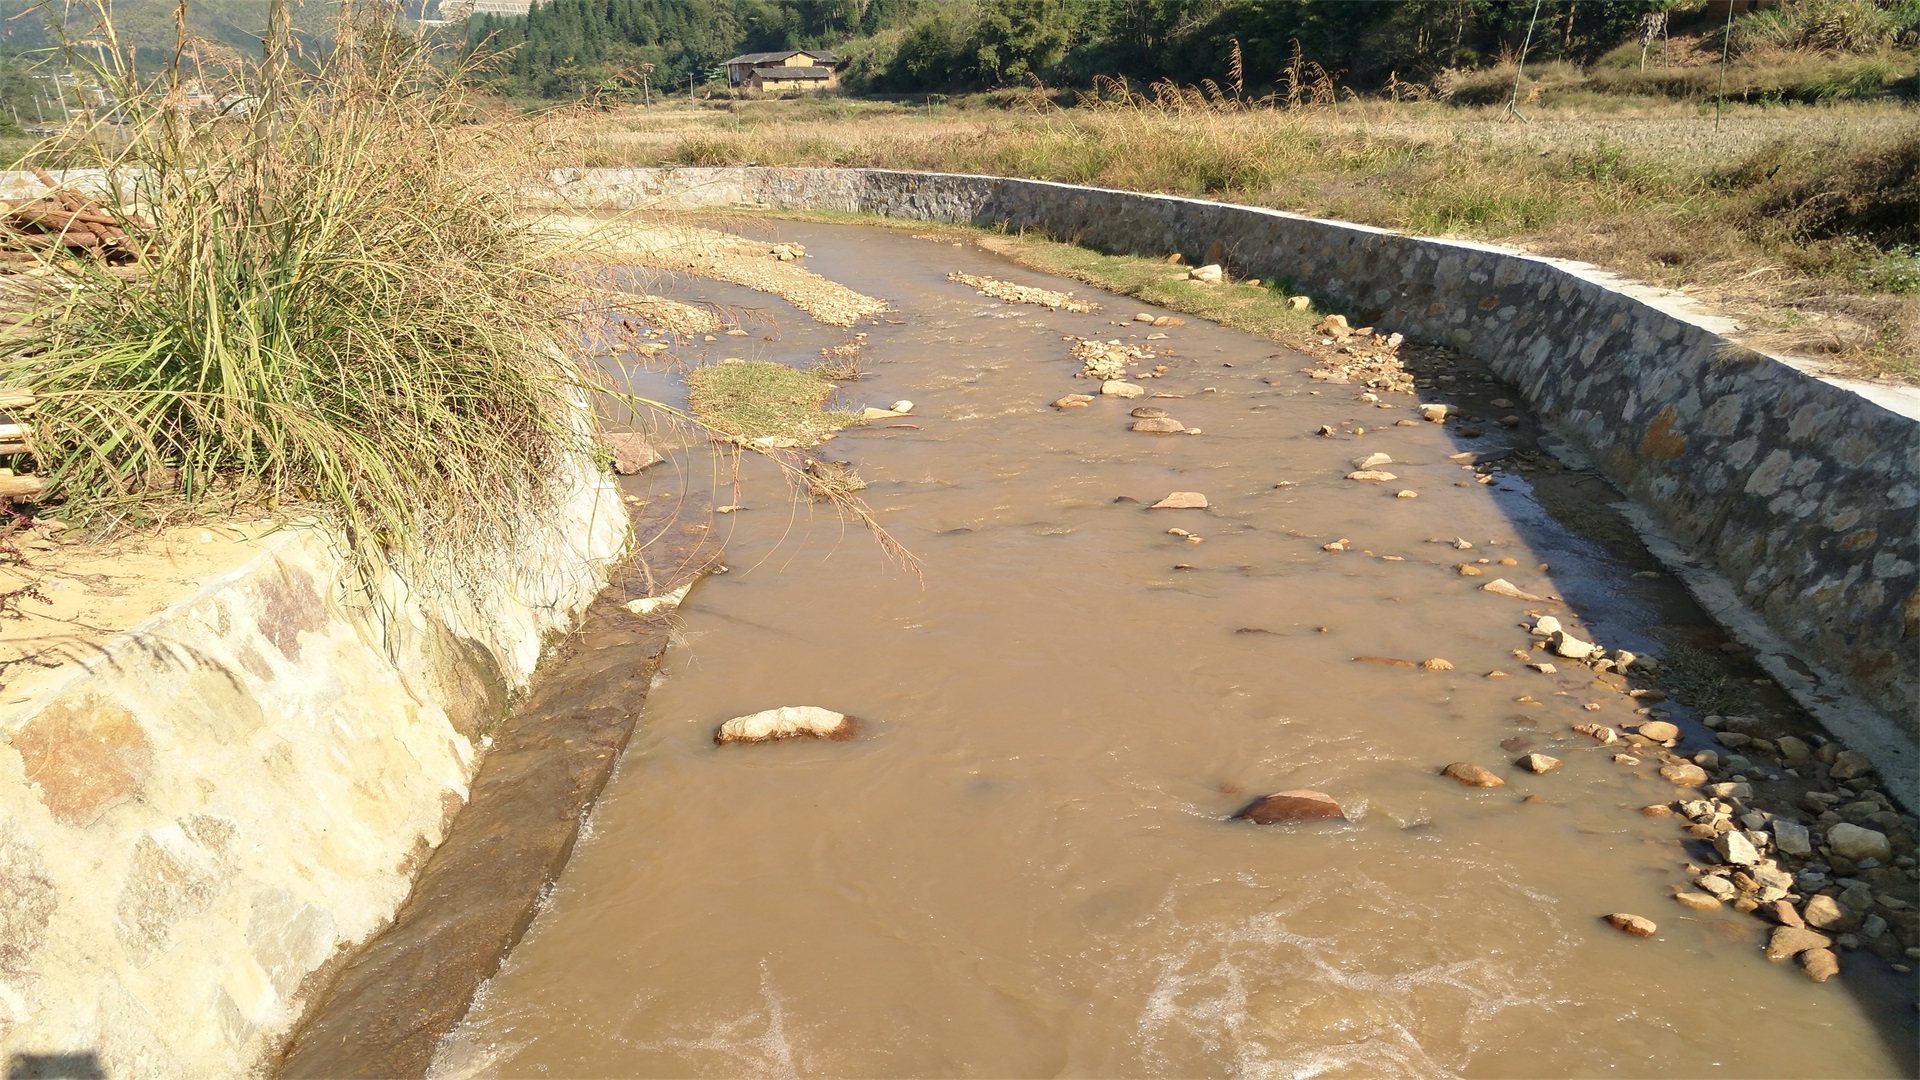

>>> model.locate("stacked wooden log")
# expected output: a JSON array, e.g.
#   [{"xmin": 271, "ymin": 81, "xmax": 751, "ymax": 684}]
[
  {"xmin": 0, "ymin": 390, "xmax": 40, "ymax": 500},
  {"xmin": 0, "ymin": 167, "xmax": 143, "ymax": 265}
]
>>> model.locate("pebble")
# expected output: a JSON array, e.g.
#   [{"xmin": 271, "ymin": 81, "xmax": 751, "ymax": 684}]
[
  {"xmin": 1605, "ymin": 913, "xmax": 1657, "ymax": 937},
  {"xmin": 715, "ymin": 705, "xmax": 859, "ymax": 745},
  {"xmin": 1516, "ymin": 753, "xmax": 1563, "ymax": 774},
  {"xmin": 1396, "ymin": 490, "xmax": 1419, "ymax": 499},
  {"xmin": 1352, "ymin": 452, "xmax": 1393, "ymax": 470},
  {"xmin": 1442, "ymin": 762, "xmax": 1505, "ymax": 788},
  {"xmin": 1233, "ymin": 789, "xmax": 1346, "ymax": 824},
  {"xmin": 1420, "ymin": 403, "xmax": 1448, "ymax": 422}
]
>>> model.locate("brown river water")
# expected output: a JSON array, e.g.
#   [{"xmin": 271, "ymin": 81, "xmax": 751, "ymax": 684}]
[{"xmin": 429, "ymin": 223, "xmax": 1915, "ymax": 1078}]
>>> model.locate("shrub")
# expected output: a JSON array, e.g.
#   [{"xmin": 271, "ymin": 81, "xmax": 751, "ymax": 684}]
[
  {"xmin": 3, "ymin": 2, "xmax": 608, "ymax": 562},
  {"xmin": 1732, "ymin": 0, "xmax": 1902, "ymax": 55}
]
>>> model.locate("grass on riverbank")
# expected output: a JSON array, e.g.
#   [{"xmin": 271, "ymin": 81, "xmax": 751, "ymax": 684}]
[
  {"xmin": 587, "ymin": 95, "xmax": 1919, "ymax": 381},
  {"xmin": 0, "ymin": 4, "xmax": 626, "ymax": 564}
]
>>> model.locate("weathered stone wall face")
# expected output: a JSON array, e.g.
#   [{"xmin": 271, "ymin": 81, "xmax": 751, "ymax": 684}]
[
  {"xmin": 0, "ymin": 458, "xmax": 626, "ymax": 1076},
  {"xmin": 565, "ymin": 165, "xmax": 1917, "ymax": 749}
]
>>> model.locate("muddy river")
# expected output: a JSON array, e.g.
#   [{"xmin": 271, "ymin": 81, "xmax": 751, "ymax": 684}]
[{"xmin": 429, "ymin": 223, "xmax": 1915, "ymax": 1077}]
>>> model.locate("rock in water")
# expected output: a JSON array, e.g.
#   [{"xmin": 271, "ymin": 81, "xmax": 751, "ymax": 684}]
[
  {"xmin": 1442, "ymin": 762, "xmax": 1505, "ymax": 788},
  {"xmin": 1637, "ymin": 720, "xmax": 1681, "ymax": 742},
  {"xmin": 1352, "ymin": 452, "xmax": 1393, "ymax": 470},
  {"xmin": 1715, "ymin": 831, "xmax": 1760, "ymax": 866},
  {"xmin": 1130, "ymin": 406, "xmax": 1169, "ymax": 418},
  {"xmin": 1420, "ymin": 403, "xmax": 1448, "ymax": 422},
  {"xmin": 1605, "ymin": 913, "xmax": 1657, "ymax": 937},
  {"xmin": 1659, "ymin": 762, "xmax": 1707, "ymax": 785},
  {"xmin": 715, "ymin": 706, "xmax": 859, "ymax": 746},
  {"xmin": 603, "ymin": 432, "xmax": 664, "ymax": 475},
  {"xmin": 1799, "ymin": 948, "xmax": 1840, "ymax": 982},
  {"xmin": 1233, "ymin": 789, "xmax": 1346, "ymax": 824},
  {"xmin": 1132, "ymin": 417, "xmax": 1187, "ymax": 434},
  {"xmin": 1102, "ymin": 380, "xmax": 1146, "ymax": 398},
  {"xmin": 625, "ymin": 582, "xmax": 691, "ymax": 616},
  {"xmin": 1517, "ymin": 753, "xmax": 1563, "ymax": 774},
  {"xmin": 1150, "ymin": 492, "xmax": 1209, "ymax": 509},
  {"xmin": 890, "ymin": 400, "xmax": 914, "ymax": 414},
  {"xmin": 1549, "ymin": 630, "xmax": 1597, "ymax": 659},
  {"xmin": 1346, "ymin": 470, "xmax": 1398, "ymax": 482},
  {"xmin": 1481, "ymin": 579, "xmax": 1549, "ymax": 601},
  {"xmin": 1052, "ymin": 394, "xmax": 1095, "ymax": 409},
  {"xmin": 1764, "ymin": 926, "xmax": 1833, "ymax": 961}
]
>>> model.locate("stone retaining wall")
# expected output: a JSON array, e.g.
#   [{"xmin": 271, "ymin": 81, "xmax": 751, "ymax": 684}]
[
  {"xmin": 0, "ymin": 459, "xmax": 626, "ymax": 1076},
  {"xmin": 568, "ymin": 165, "xmax": 1917, "ymax": 767}
]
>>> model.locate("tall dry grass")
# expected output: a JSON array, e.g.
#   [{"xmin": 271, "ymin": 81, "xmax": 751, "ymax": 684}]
[{"xmin": 2, "ymin": 1, "xmax": 617, "ymax": 561}]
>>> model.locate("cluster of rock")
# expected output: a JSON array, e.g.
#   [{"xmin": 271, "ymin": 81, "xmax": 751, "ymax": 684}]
[
  {"xmin": 1302, "ymin": 315, "xmax": 1415, "ymax": 395},
  {"xmin": 1646, "ymin": 723, "xmax": 1916, "ymax": 981},
  {"xmin": 946, "ymin": 271, "xmax": 1097, "ymax": 313},
  {"xmin": 768, "ymin": 242, "xmax": 806, "ymax": 262},
  {"xmin": 1521, "ymin": 614, "xmax": 1639, "ymax": 677},
  {"xmin": 1070, "ymin": 336, "xmax": 1154, "ymax": 381}
]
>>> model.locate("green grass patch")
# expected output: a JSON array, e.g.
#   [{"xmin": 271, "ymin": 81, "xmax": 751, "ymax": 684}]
[{"xmin": 685, "ymin": 361, "xmax": 863, "ymax": 446}]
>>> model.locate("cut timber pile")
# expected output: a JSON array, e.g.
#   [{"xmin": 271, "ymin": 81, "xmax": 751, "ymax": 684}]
[
  {"xmin": 0, "ymin": 390, "xmax": 40, "ymax": 499},
  {"xmin": 0, "ymin": 167, "xmax": 144, "ymax": 266}
]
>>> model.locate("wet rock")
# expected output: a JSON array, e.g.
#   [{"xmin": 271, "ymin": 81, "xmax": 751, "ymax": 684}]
[
  {"xmin": 1132, "ymin": 417, "xmax": 1187, "ymax": 434},
  {"xmin": 1674, "ymin": 892, "xmax": 1723, "ymax": 912},
  {"xmin": 1549, "ymin": 630, "xmax": 1597, "ymax": 660},
  {"xmin": 625, "ymin": 583, "xmax": 691, "ymax": 617},
  {"xmin": 861, "ymin": 406, "xmax": 906, "ymax": 419},
  {"xmin": 1753, "ymin": 864, "xmax": 1794, "ymax": 902},
  {"xmin": 1052, "ymin": 394, "xmax": 1095, "ymax": 409},
  {"xmin": 1829, "ymin": 750, "xmax": 1875, "ymax": 781},
  {"xmin": 1346, "ymin": 470, "xmax": 1397, "ymax": 482},
  {"xmin": 1763, "ymin": 899, "xmax": 1805, "ymax": 927},
  {"xmin": 1799, "ymin": 948, "xmax": 1841, "ymax": 982},
  {"xmin": 1442, "ymin": 762, "xmax": 1505, "ymax": 788},
  {"xmin": 1482, "ymin": 579, "xmax": 1549, "ymax": 602},
  {"xmin": 1233, "ymin": 789, "xmax": 1346, "ymax": 824},
  {"xmin": 1352, "ymin": 452, "xmax": 1393, "ymax": 470},
  {"xmin": 1457, "ymin": 564, "xmax": 1484, "ymax": 576},
  {"xmin": 1130, "ymin": 406, "xmax": 1168, "ymax": 418},
  {"xmin": 1827, "ymin": 823, "xmax": 1892, "ymax": 862},
  {"xmin": 1102, "ymin": 380, "xmax": 1146, "ymax": 398},
  {"xmin": 1516, "ymin": 753, "xmax": 1563, "ymax": 774},
  {"xmin": 1716, "ymin": 831, "xmax": 1761, "ymax": 866},
  {"xmin": 1776, "ymin": 735, "xmax": 1812, "ymax": 762},
  {"xmin": 1659, "ymin": 762, "xmax": 1707, "ymax": 785},
  {"xmin": 715, "ymin": 706, "xmax": 859, "ymax": 746},
  {"xmin": 1531, "ymin": 615, "xmax": 1563, "ymax": 637},
  {"xmin": 1150, "ymin": 492, "xmax": 1209, "ymax": 510},
  {"xmin": 1605, "ymin": 913, "xmax": 1657, "ymax": 937},
  {"xmin": 1420, "ymin": 403, "xmax": 1449, "ymax": 422},
  {"xmin": 1637, "ymin": 721, "xmax": 1680, "ymax": 743},
  {"xmin": 603, "ymin": 432, "xmax": 664, "ymax": 475},
  {"xmin": 1396, "ymin": 490, "xmax": 1419, "ymax": 499},
  {"xmin": 1574, "ymin": 722, "xmax": 1619, "ymax": 745},
  {"xmin": 1421, "ymin": 658, "xmax": 1454, "ymax": 671},
  {"xmin": 1153, "ymin": 316, "xmax": 1185, "ymax": 327},
  {"xmin": 1765, "ymin": 926, "xmax": 1833, "ymax": 961}
]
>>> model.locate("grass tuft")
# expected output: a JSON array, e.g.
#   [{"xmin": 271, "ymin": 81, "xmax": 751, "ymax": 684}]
[
  {"xmin": 685, "ymin": 361, "xmax": 863, "ymax": 446},
  {"xmin": 1, "ymin": 1, "xmax": 614, "ymax": 565}
]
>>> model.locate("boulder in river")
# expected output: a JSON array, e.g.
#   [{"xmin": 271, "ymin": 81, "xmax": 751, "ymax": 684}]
[
  {"xmin": 1604, "ymin": 913, "xmax": 1657, "ymax": 937},
  {"xmin": 1346, "ymin": 469, "xmax": 1397, "ymax": 482},
  {"xmin": 1233, "ymin": 789, "xmax": 1346, "ymax": 824},
  {"xmin": 1441, "ymin": 762, "xmax": 1505, "ymax": 788},
  {"xmin": 1482, "ymin": 579, "xmax": 1549, "ymax": 602},
  {"xmin": 1102, "ymin": 380, "xmax": 1146, "ymax": 398},
  {"xmin": 1052, "ymin": 394, "xmax": 1095, "ymax": 409},
  {"xmin": 1132, "ymin": 416, "xmax": 1186, "ymax": 434},
  {"xmin": 1636, "ymin": 720, "xmax": 1680, "ymax": 742},
  {"xmin": 1799, "ymin": 948, "xmax": 1840, "ymax": 982},
  {"xmin": 1150, "ymin": 492, "xmax": 1209, "ymax": 509},
  {"xmin": 1352, "ymin": 452, "xmax": 1393, "ymax": 470},
  {"xmin": 1130, "ymin": 406, "xmax": 1169, "ymax": 418},
  {"xmin": 716, "ymin": 706, "xmax": 859, "ymax": 746},
  {"xmin": 1516, "ymin": 753, "xmax": 1563, "ymax": 774},
  {"xmin": 1764, "ymin": 925, "xmax": 1833, "ymax": 961},
  {"xmin": 1549, "ymin": 630, "xmax": 1597, "ymax": 659}
]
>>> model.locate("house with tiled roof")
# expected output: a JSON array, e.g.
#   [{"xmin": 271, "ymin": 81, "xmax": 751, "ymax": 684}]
[{"xmin": 722, "ymin": 49, "xmax": 841, "ymax": 93}]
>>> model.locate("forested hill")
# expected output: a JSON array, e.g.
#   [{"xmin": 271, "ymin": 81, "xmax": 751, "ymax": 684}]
[{"xmin": 458, "ymin": 0, "xmax": 1920, "ymax": 100}]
